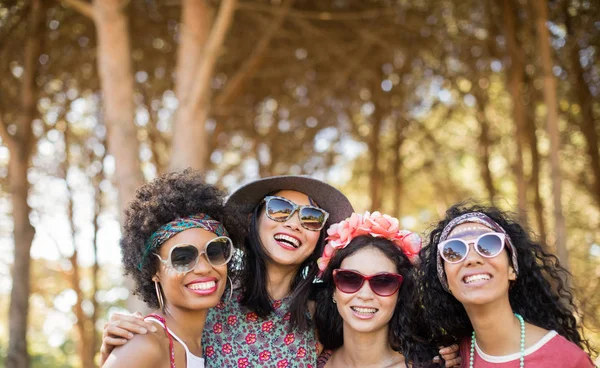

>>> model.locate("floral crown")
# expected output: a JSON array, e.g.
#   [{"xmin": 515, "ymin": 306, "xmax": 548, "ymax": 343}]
[{"xmin": 317, "ymin": 211, "xmax": 422, "ymax": 274}]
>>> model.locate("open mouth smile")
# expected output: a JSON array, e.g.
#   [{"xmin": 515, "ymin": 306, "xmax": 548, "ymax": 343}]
[{"xmin": 274, "ymin": 233, "xmax": 301, "ymax": 249}]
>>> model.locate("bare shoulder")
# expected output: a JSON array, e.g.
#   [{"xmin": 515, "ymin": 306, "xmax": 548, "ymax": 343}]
[{"xmin": 104, "ymin": 329, "xmax": 169, "ymax": 368}]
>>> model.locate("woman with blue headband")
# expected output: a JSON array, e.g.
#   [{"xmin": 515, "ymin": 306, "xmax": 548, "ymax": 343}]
[
  {"xmin": 419, "ymin": 203, "xmax": 595, "ymax": 368},
  {"xmin": 103, "ymin": 170, "xmax": 242, "ymax": 368}
]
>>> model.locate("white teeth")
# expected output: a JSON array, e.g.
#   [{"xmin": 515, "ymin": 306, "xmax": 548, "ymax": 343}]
[
  {"xmin": 464, "ymin": 274, "xmax": 491, "ymax": 284},
  {"xmin": 188, "ymin": 281, "xmax": 216, "ymax": 290},
  {"xmin": 274, "ymin": 234, "xmax": 300, "ymax": 248},
  {"xmin": 351, "ymin": 307, "xmax": 378, "ymax": 314}
]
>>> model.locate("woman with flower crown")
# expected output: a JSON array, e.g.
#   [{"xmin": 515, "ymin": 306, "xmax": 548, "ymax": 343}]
[
  {"xmin": 315, "ymin": 211, "xmax": 449, "ymax": 368},
  {"xmin": 418, "ymin": 203, "xmax": 595, "ymax": 368}
]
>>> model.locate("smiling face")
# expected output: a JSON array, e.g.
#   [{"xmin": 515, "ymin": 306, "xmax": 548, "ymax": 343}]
[
  {"xmin": 257, "ymin": 190, "xmax": 322, "ymax": 267},
  {"xmin": 333, "ymin": 247, "xmax": 399, "ymax": 335},
  {"xmin": 153, "ymin": 228, "xmax": 228, "ymax": 311},
  {"xmin": 443, "ymin": 222, "xmax": 516, "ymax": 306}
]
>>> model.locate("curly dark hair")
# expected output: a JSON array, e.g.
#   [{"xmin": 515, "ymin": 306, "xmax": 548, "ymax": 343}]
[
  {"xmin": 314, "ymin": 235, "xmax": 442, "ymax": 367},
  {"xmin": 418, "ymin": 202, "xmax": 596, "ymax": 356},
  {"xmin": 236, "ymin": 199, "xmax": 326, "ymax": 332},
  {"xmin": 120, "ymin": 169, "xmax": 244, "ymax": 309}
]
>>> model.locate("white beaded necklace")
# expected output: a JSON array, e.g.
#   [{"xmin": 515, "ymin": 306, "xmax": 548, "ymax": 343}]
[{"xmin": 470, "ymin": 313, "xmax": 525, "ymax": 367}]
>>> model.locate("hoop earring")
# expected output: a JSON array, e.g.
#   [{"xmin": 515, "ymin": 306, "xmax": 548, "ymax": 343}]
[
  {"xmin": 225, "ymin": 276, "xmax": 234, "ymax": 304},
  {"xmin": 155, "ymin": 281, "xmax": 165, "ymax": 311}
]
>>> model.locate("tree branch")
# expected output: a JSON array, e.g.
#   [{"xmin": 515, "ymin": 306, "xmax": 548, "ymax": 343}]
[
  {"xmin": 214, "ymin": 0, "xmax": 295, "ymax": 110},
  {"xmin": 58, "ymin": 0, "xmax": 94, "ymax": 18}
]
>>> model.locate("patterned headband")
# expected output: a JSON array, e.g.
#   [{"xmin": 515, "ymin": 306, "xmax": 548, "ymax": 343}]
[
  {"xmin": 137, "ymin": 213, "xmax": 229, "ymax": 271},
  {"xmin": 436, "ymin": 212, "xmax": 519, "ymax": 292},
  {"xmin": 317, "ymin": 211, "xmax": 422, "ymax": 275}
]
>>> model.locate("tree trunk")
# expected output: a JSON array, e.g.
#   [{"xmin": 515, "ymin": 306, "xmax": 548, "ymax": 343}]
[
  {"xmin": 392, "ymin": 118, "xmax": 405, "ymax": 218},
  {"xmin": 474, "ymin": 90, "xmax": 496, "ymax": 206},
  {"xmin": 93, "ymin": 0, "xmax": 144, "ymax": 218},
  {"xmin": 4, "ymin": 1, "xmax": 42, "ymax": 366},
  {"xmin": 532, "ymin": 0, "xmax": 568, "ymax": 267},
  {"xmin": 63, "ymin": 126, "xmax": 95, "ymax": 368},
  {"xmin": 564, "ymin": 7, "xmax": 600, "ymax": 210},
  {"xmin": 93, "ymin": 0, "xmax": 147, "ymax": 313},
  {"xmin": 169, "ymin": 0, "xmax": 237, "ymax": 172},
  {"xmin": 503, "ymin": 0, "xmax": 528, "ymax": 226},
  {"xmin": 525, "ymin": 90, "xmax": 547, "ymax": 244},
  {"xmin": 369, "ymin": 108, "xmax": 384, "ymax": 211}
]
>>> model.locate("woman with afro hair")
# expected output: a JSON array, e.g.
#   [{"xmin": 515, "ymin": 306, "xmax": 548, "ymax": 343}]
[
  {"xmin": 103, "ymin": 170, "xmax": 243, "ymax": 368},
  {"xmin": 419, "ymin": 203, "xmax": 595, "ymax": 367}
]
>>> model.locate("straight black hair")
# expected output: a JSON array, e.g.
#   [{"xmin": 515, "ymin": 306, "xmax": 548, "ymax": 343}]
[{"xmin": 236, "ymin": 200, "xmax": 326, "ymax": 331}]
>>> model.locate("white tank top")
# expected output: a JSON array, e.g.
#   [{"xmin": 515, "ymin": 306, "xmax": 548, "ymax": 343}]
[{"xmin": 145, "ymin": 316, "xmax": 205, "ymax": 368}]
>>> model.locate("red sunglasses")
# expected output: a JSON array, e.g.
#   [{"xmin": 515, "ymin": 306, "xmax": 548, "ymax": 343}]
[{"xmin": 333, "ymin": 269, "xmax": 403, "ymax": 297}]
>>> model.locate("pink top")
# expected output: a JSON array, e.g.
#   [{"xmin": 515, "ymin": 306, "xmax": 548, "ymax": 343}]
[{"xmin": 459, "ymin": 331, "xmax": 594, "ymax": 368}]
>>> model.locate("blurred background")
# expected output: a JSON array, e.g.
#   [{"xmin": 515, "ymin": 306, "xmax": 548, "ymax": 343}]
[{"xmin": 0, "ymin": 0, "xmax": 599, "ymax": 366}]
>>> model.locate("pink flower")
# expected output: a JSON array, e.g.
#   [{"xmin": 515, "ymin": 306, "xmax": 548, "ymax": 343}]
[
  {"xmin": 259, "ymin": 350, "xmax": 271, "ymax": 361},
  {"xmin": 205, "ymin": 346, "xmax": 215, "ymax": 357},
  {"xmin": 237, "ymin": 358, "xmax": 249, "ymax": 368},
  {"xmin": 277, "ymin": 360, "xmax": 289, "ymax": 368},
  {"xmin": 318, "ymin": 211, "xmax": 422, "ymax": 271},
  {"xmin": 297, "ymin": 347, "xmax": 307, "ymax": 358},
  {"xmin": 363, "ymin": 212, "xmax": 399, "ymax": 239},
  {"xmin": 213, "ymin": 323, "xmax": 223, "ymax": 334},
  {"xmin": 245, "ymin": 333, "xmax": 256, "ymax": 344},
  {"xmin": 227, "ymin": 315, "xmax": 237, "ymax": 325},
  {"xmin": 246, "ymin": 312, "xmax": 258, "ymax": 322},
  {"xmin": 284, "ymin": 333, "xmax": 295, "ymax": 345},
  {"xmin": 222, "ymin": 343, "xmax": 232, "ymax": 354},
  {"xmin": 261, "ymin": 321, "xmax": 274, "ymax": 332},
  {"xmin": 398, "ymin": 232, "xmax": 422, "ymax": 265}
]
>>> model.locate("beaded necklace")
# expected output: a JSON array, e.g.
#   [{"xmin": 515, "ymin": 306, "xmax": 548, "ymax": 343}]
[{"xmin": 470, "ymin": 313, "xmax": 525, "ymax": 368}]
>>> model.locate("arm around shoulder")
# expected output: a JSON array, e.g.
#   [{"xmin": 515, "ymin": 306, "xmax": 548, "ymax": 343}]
[{"xmin": 103, "ymin": 332, "xmax": 166, "ymax": 368}]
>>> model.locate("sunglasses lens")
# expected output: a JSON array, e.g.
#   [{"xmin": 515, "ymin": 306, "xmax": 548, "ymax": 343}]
[
  {"xmin": 334, "ymin": 271, "xmax": 364, "ymax": 293},
  {"xmin": 205, "ymin": 237, "xmax": 232, "ymax": 266},
  {"xmin": 170, "ymin": 245, "xmax": 199, "ymax": 272},
  {"xmin": 299, "ymin": 207, "xmax": 327, "ymax": 230},
  {"xmin": 441, "ymin": 239, "xmax": 468, "ymax": 263},
  {"xmin": 476, "ymin": 233, "xmax": 504, "ymax": 257},
  {"xmin": 266, "ymin": 198, "xmax": 294, "ymax": 221},
  {"xmin": 369, "ymin": 274, "xmax": 402, "ymax": 296}
]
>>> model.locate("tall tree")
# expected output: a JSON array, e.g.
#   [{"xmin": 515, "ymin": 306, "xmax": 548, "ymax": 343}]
[
  {"xmin": 503, "ymin": 0, "xmax": 529, "ymax": 226},
  {"xmin": 564, "ymin": 4, "xmax": 600, "ymax": 210},
  {"xmin": 1, "ymin": 1, "xmax": 42, "ymax": 366},
  {"xmin": 169, "ymin": 0, "xmax": 237, "ymax": 171},
  {"xmin": 532, "ymin": 0, "xmax": 568, "ymax": 266},
  {"xmin": 92, "ymin": 0, "xmax": 144, "ymax": 218}
]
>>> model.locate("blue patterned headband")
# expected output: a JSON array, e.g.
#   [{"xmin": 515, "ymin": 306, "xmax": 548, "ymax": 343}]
[
  {"xmin": 436, "ymin": 212, "xmax": 519, "ymax": 292},
  {"xmin": 137, "ymin": 213, "xmax": 229, "ymax": 271}
]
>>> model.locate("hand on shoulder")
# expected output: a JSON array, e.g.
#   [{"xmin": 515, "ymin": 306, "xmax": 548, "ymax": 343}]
[{"xmin": 103, "ymin": 328, "xmax": 167, "ymax": 368}]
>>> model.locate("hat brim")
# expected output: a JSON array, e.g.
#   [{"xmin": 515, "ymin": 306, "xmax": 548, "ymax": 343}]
[{"xmin": 226, "ymin": 175, "xmax": 354, "ymax": 229}]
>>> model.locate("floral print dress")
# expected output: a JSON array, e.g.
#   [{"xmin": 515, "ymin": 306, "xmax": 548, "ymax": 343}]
[{"xmin": 202, "ymin": 289, "xmax": 317, "ymax": 368}]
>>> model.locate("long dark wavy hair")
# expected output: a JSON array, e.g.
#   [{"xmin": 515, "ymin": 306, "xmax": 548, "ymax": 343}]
[
  {"xmin": 419, "ymin": 203, "xmax": 596, "ymax": 356},
  {"xmin": 235, "ymin": 198, "xmax": 326, "ymax": 332},
  {"xmin": 314, "ymin": 235, "xmax": 442, "ymax": 367}
]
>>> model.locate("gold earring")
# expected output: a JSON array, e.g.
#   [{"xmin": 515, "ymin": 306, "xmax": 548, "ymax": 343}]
[
  {"xmin": 332, "ymin": 296, "xmax": 336, "ymax": 304},
  {"xmin": 154, "ymin": 281, "xmax": 165, "ymax": 311}
]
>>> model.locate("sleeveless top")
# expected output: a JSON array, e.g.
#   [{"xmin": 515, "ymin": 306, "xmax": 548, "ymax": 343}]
[
  {"xmin": 145, "ymin": 314, "xmax": 206, "ymax": 368},
  {"xmin": 202, "ymin": 288, "xmax": 318, "ymax": 368}
]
